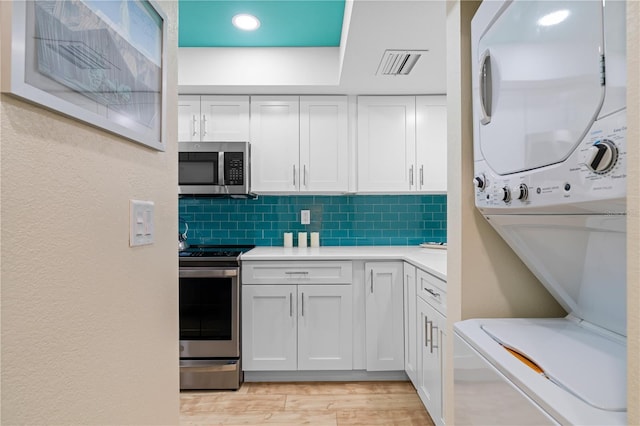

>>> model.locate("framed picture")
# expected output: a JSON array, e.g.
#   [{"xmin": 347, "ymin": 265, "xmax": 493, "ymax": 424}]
[{"xmin": 3, "ymin": 0, "xmax": 167, "ymax": 151}]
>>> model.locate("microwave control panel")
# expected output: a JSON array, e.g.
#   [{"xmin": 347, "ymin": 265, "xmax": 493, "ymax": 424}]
[{"xmin": 224, "ymin": 152, "xmax": 244, "ymax": 185}]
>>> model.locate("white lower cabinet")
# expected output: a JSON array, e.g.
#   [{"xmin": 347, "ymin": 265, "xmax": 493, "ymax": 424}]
[
  {"xmin": 242, "ymin": 285, "xmax": 297, "ymax": 370},
  {"xmin": 365, "ymin": 262, "xmax": 405, "ymax": 371},
  {"xmin": 403, "ymin": 263, "xmax": 418, "ymax": 384},
  {"xmin": 242, "ymin": 284, "xmax": 352, "ymax": 371},
  {"xmin": 414, "ymin": 269, "xmax": 447, "ymax": 426},
  {"xmin": 242, "ymin": 261, "xmax": 353, "ymax": 371},
  {"xmin": 297, "ymin": 285, "xmax": 353, "ymax": 370}
]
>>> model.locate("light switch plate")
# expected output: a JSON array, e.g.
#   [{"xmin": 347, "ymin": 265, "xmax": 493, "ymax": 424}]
[
  {"xmin": 130, "ymin": 200, "xmax": 154, "ymax": 246},
  {"xmin": 301, "ymin": 209, "xmax": 311, "ymax": 225}
]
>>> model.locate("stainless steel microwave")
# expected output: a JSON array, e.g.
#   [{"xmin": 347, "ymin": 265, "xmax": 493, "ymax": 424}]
[{"xmin": 178, "ymin": 141, "xmax": 252, "ymax": 197}]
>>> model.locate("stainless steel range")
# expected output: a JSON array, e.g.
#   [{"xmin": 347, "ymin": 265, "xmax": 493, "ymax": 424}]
[{"xmin": 178, "ymin": 245, "xmax": 253, "ymax": 390}]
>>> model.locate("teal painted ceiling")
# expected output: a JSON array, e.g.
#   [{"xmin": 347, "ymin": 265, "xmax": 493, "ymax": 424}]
[{"xmin": 178, "ymin": 1, "xmax": 346, "ymax": 47}]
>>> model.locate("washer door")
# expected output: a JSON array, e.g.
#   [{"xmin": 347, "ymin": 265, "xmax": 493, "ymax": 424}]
[
  {"xmin": 486, "ymin": 214, "xmax": 626, "ymax": 336},
  {"xmin": 475, "ymin": 0, "xmax": 604, "ymax": 175}
]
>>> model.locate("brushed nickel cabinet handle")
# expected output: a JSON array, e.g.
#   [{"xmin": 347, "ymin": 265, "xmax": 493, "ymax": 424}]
[
  {"xmin": 370, "ymin": 270, "xmax": 374, "ymax": 293},
  {"xmin": 426, "ymin": 288, "xmax": 441, "ymax": 298},
  {"xmin": 202, "ymin": 114, "xmax": 207, "ymax": 136},
  {"xmin": 425, "ymin": 317, "xmax": 429, "ymax": 348},
  {"xmin": 293, "ymin": 165, "xmax": 296, "ymax": 187},
  {"xmin": 409, "ymin": 165, "xmax": 414, "ymax": 186},
  {"xmin": 301, "ymin": 292, "xmax": 305, "ymax": 316},
  {"xmin": 192, "ymin": 115, "xmax": 197, "ymax": 137},
  {"xmin": 289, "ymin": 293, "xmax": 293, "ymax": 317},
  {"xmin": 431, "ymin": 325, "xmax": 439, "ymax": 353},
  {"xmin": 420, "ymin": 165, "xmax": 424, "ymax": 187}
]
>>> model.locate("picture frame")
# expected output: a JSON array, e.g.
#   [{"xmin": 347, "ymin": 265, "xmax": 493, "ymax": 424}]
[{"xmin": 2, "ymin": 0, "xmax": 167, "ymax": 151}]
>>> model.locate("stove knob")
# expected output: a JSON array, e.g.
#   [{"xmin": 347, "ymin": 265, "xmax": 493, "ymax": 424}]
[
  {"xmin": 586, "ymin": 139, "xmax": 618, "ymax": 174},
  {"xmin": 473, "ymin": 174, "xmax": 487, "ymax": 191},
  {"xmin": 501, "ymin": 186, "xmax": 511, "ymax": 203},
  {"xmin": 513, "ymin": 183, "xmax": 529, "ymax": 201}
]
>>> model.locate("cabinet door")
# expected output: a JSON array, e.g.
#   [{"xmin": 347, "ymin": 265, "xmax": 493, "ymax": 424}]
[
  {"xmin": 416, "ymin": 96, "xmax": 447, "ymax": 192},
  {"xmin": 365, "ymin": 262, "xmax": 405, "ymax": 371},
  {"xmin": 298, "ymin": 285, "xmax": 353, "ymax": 370},
  {"xmin": 357, "ymin": 96, "xmax": 416, "ymax": 192},
  {"xmin": 300, "ymin": 96, "xmax": 349, "ymax": 192},
  {"xmin": 178, "ymin": 96, "xmax": 201, "ymax": 142},
  {"xmin": 403, "ymin": 263, "xmax": 418, "ymax": 385},
  {"xmin": 242, "ymin": 285, "xmax": 297, "ymax": 371},
  {"xmin": 250, "ymin": 96, "xmax": 300, "ymax": 192},
  {"xmin": 417, "ymin": 297, "xmax": 445, "ymax": 426},
  {"xmin": 200, "ymin": 96, "xmax": 250, "ymax": 142}
]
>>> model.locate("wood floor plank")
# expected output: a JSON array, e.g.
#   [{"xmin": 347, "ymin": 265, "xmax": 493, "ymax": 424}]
[
  {"xmin": 337, "ymin": 409, "xmax": 434, "ymax": 426},
  {"xmin": 247, "ymin": 381, "xmax": 416, "ymax": 396},
  {"xmin": 285, "ymin": 393, "xmax": 425, "ymax": 411},
  {"xmin": 181, "ymin": 394, "xmax": 286, "ymax": 413},
  {"xmin": 181, "ymin": 410, "xmax": 337, "ymax": 425}
]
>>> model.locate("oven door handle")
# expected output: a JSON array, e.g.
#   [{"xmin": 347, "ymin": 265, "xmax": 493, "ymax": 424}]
[{"xmin": 179, "ymin": 268, "xmax": 238, "ymax": 278}]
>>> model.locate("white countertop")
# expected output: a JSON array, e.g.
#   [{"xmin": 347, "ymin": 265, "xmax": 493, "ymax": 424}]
[{"xmin": 241, "ymin": 246, "xmax": 447, "ymax": 281}]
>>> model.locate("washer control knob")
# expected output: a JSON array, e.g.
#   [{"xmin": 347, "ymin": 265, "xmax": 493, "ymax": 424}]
[
  {"xmin": 513, "ymin": 183, "xmax": 529, "ymax": 201},
  {"xmin": 501, "ymin": 186, "xmax": 511, "ymax": 203},
  {"xmin": 586, "ymin": 139, "xmax": 618, "ymax": 174},
  {"xmin": 473, "ymin": 175, "xmax": 487, "ymax": 191}
]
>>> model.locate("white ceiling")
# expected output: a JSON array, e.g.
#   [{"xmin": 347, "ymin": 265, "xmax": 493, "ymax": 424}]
[{"xmin": 178, "ymin": 1, "xmax": 447, "ymax": 95}]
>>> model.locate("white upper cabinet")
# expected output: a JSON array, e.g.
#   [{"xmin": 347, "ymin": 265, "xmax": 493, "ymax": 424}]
[
  {"xmin": 201, "ymin": 96, "xmax": 250, "ymax": 141},
  {"xmin": 357, "ymin": 95, "xmax": 447, "ymax": 193},
  {"xmin": 251, "ymin": 96, "xmax": 349, "ymax": 193},
  {"xmin": 178, "ymin": 95, "xmax": 249, "ymax": 142},
  {"xmin": 177, "ymin": 96, "xmax": 201, "ymax": 142},
  {"xmin": 357, "ymin": 96, "xmax": 416, "ymax": 192},
  {"xmin": 416, "ymin": 96, "xmax": 447, "ymax": 192},
  {"xmin": 300, "ymin": 96, "xmax": 349, "ymax": 192},
  {"xmin": 250, "ymin": 96, "xmax": 301, "ymax": 192}
]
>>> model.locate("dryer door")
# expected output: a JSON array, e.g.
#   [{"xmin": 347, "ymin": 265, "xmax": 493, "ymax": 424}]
[{"xmin": 475, "ymin": 1, "xmax": 604, "ymax": 175}]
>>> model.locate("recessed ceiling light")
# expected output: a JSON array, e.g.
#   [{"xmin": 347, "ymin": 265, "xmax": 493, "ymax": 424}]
[
  {"xmin": 537, "ymin": 10, "xmax": 570, "ymax": 27},
  {"xmin": 232, "ymin": 14, "xmax": 260, "ymax": 31}
]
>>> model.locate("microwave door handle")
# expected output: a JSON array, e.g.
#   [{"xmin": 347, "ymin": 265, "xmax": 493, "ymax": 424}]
[
  {"xmin": 218, "ymin": 152, "xmax": 225, "ymax": 186},
  {"xmin": 479, "ymin": 49, "xmax": 492, "ymax": 125}
]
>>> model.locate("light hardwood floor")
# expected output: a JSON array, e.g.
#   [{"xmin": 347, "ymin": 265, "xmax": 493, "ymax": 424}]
[{"xmin": 180, "ymin": 381, "xmax": 435, "ymax": 425}]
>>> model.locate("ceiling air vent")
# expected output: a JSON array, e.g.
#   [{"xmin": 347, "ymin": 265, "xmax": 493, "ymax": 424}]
[{"xmin": 376, "ymin": 49, "xmax": 428, "ymax": 76}]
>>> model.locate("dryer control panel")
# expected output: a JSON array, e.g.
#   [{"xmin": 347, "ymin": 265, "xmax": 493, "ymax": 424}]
[{"xmin": 474, "ymin": 110, "xmax": 626, "ymax": 215}]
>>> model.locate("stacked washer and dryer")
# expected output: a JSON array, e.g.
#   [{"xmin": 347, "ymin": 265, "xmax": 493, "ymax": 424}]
[{"xmin": 454, "ymin": 1, "xmax": 627, "ymax": 425}]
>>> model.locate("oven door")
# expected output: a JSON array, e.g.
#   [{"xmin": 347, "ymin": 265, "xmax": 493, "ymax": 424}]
[{"xmin": 179, "ymin": 267, "xmax": 239, "ymax": 358}]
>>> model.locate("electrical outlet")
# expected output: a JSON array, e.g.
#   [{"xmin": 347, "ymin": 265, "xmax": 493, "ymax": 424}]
[{"xmin": 301, "ymin": 210, "xmax": 311, "ymax": 225}]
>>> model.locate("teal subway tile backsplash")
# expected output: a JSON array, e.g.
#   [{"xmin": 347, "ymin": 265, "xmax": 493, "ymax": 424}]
[{"xmin": 179, "ymin": 195, "xmax": 447, "ymax": 246}]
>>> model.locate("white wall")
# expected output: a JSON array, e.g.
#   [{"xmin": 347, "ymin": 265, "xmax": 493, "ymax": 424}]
[
  {"xmin": 178, "ymin": 47, "xmax": 341, "ymax": 94},
  {"xmin": 0, "ymin": 1, "xmax": 180, "ymax": 424}
]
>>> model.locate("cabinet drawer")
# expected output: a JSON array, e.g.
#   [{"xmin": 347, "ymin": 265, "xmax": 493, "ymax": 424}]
[
  {"xmin": 242, "ymin": 261, "xmax": 352, "ymax": 285},
  {"xmin": 417, "ymin": 269, "xmax": 447, "ymax": 315}
]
